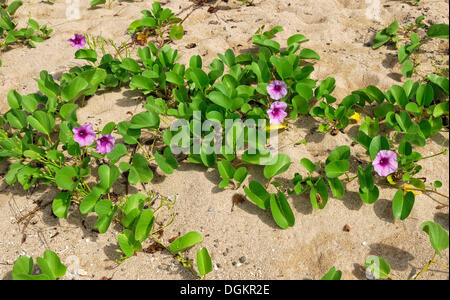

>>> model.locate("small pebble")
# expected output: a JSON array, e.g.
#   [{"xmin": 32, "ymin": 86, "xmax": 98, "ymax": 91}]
[
  {"xmin": 362, "ymin": 241, "xmax": 367, "ymax": 246},
  {"xmin": 239, "ymin": 256, "xmax": 246, "ymax": 263},
  {"xmin": 365, "ymin": 269, "xmax": 375, "ymax": 280}
]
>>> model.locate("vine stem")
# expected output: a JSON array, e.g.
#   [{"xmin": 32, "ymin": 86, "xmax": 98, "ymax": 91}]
[
  {"xmin": 420, "ymin": 149, "xmax": 448, "ymax": 160},
  {"xmin": 403, "ymin": 187, "xmax": 449, "ymax": 200},
  {"xmin": 414, "ymin": 252, "xmax": 437, "ymax": 280},
  {"xmin": 432, "ymin": 261, "xmax": 449, "ymax": 269},
  {"xmin": 137, "ymin": 140, "xmax": 153, "ymax": 162},
  {"xmin": 150, "ymin": 234, "xmax": 201, "ymax": 280},
  {"xmin": 376, "ymin": 181, "xmax": 450, "ymax": 200}
]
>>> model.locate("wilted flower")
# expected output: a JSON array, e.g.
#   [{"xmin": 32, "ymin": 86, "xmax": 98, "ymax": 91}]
[
  {"xmin": 372, "ymin": 150, "xmax": 398, "ymax": 177},
  {"xmin": 267, "ymin": 80, "xmax": 288, "ymax": 100},
  {"xmin": 96, "ymin": 134, "xmax": 115, "ymax": 154},
  {"xmin": 72, "ymin": 123, "xmax": 96, "ymax": 147},
  {"xmin": 68, "ymin": 34, "xmax": 86, "ymax": 50},
  {"xmin": 267, "ymin": 101, "xmax": 288, "ymax": 125}
]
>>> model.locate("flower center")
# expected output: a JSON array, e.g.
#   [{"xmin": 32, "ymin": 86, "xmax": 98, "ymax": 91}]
[
  {"xmin": 79, "ymin": 131, "xmax": 85, "ymax": 136},
  {"xmin": 274, "ymin": 84, "xmax": 281, "ymax": 91},
  {"xmin": 271, "ymin": 107, "xmax": 281, "ymax": 116},
  {"xmin": 379, "ymin": 157, "xmax": 389, "ymax": 166}
]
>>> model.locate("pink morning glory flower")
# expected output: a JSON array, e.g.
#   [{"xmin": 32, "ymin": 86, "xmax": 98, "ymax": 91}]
[
  {"xmin": 72, "ymin": 123, "xmax": 96, "ymax": 147},
  {"xmin": 267, "ymin": 101, "xmax": 288, "ymax": 125},
  {"xmin": 68, "ymin": 34, "xmax": 86, "ymax": 50},
  {"xmin": 96, "ymin": 134, "xmax": 115, "ymax": 154},
  {"xmin": 267, "ymin": 80, "xmax": 288, "ymax": 100},
  {"xmin": 372, "ymin": 150, "xmax": 398, "ymax": 177}
]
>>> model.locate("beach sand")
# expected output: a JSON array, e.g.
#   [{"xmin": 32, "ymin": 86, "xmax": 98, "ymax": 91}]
[{"xmin": 0, "ymin": 0, "xmax": 448, "ymax": 280}]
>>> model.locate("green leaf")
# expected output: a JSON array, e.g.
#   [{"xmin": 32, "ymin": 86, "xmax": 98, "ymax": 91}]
[
  {"xmin": 416, "ymin": 84, "xmax": 434, "ymax": 106},
  {"xmin": 197, "ymin": 247, "xmax": 213, "ymax": 277},
  {"xmin": 405, "ymin": 102, "xmax": 421, "ymax": 114},
  {"xmin": 190, "ymin": 68, "xmax": 209, "ymax": 90},
  {"xmin": 315, "ymin": 77, "xmax": 335, "ymax": 99},
  {"xmin": 325, "ymin": 160, "xmax": 350, "ymax": 178},
  {"xmin": 129, "ymin": 111, "xmax": 160, "ymax": 129},
  {"xmin": 94, "ymin": 199, "xmax": 117, "ymax": 233},
  {"xmin": 55, "ymin": 166, "xmax": 79, "ymax": 191},
  {"xmin": 79, "ymin": 186, "xmax": 102, "ymax": 214},
  {"xmin": 74, "ymin": 49, "xmax": 97, "ymax": 63},
  {"xmin": 359, "ymin": 185, "xmax": 379, "ymax": 204},
  {"xmin": 390, "ymin": 85, "xmax": 408, "ymax": 107},
  {"xmin": 36, "ymin": 250, "xmax": 67, "ymax": 280},
  {"xmin": 398, "ymin": 141, "xmax": 412, "ymax": 156},
  {"xmin": 270, "ymin": 56, "xmax": 293, "ymax": 80},
  {"xmin": 134, "ymin": 209, "xmax": 154, "ymax": 242},
  {"xmin": 8, "ymin": 1, "xmax": 23, "ymax": 15},
  {"xmin": 169, "ymin": 24, "xmax": 184, "ymax": 40},
  {"xmin": 292, "ymin": 95, "xmax": 309, "ymax": 115},
  {"xmin": 401, "ymin": 60, "xmax": 414, "ymax": 78},
  {"xmin": 5, "ymin": 109, "xmax": 27, "ymax": 130},
  {"xmin": 90, "ymin": 0, "xmax": 106, "ymax": 6},
  {"xmin": 105, "ymin": 143, "xmax": 126, "ymax": 164},
  {"xmin": 217, "ymin": 49, "xmax": 236, "ymax": 67},
  {"xmin": 243, "ymin": 181, "xmax": 270, "ymax": 210},
  {"xmin": 217, "ymin": 160, "xmax": 235, "ymax": 180},
  {"xmin": 321, "ymin": 267, "xmax": 342, "ymax": 280},
  {"xmin": 7, "ymin": 89, "xmax": 22, "ymax": 109},
  {"xmin": 433, "ymin": 102, "xmax": 449, "ymax": 118},
  {"xmin": 427, "ymin": 24, "xmax": 449, "ymax": 39},
  {"xmin": 253, "ymin": 37, "xmax": 280, "ymax": 53},
  {"xmin": 154, "ymin": 147, "xmax": 178, "ymax": 174},
  {"xmin": 169, "ymin": 232, "xmax": 203, "ymax": 254},
  {"xmin": 369, "ymin": 136, "xmax": 390, "ymax": 160},
  {"xmin": 61, "ymin": 77, "xmax": 89, "ymax": 101},
  {"xmin": 300, "ymin": 158, "xmax": 316, "ymax": 173},
  {"xmin": 233, "ymin": 167, "xmax": 248, "ymax": 186},
  {"xmin": 327, "ymin": 177, "xmax": 344, "ymax": 199},
  {"xmin": 434, "ymin": 181, "xmax": 443, "ymax": 188},
  {"xmin": 27, "ymin": 111, "xmax": 54, "ymax": 135},
  {"xmin": 295, "ymin": 83, "xmax": 314, "ymax": 100},
  {"xmin": 392, "ymin": 190, "xmax": 415, "ymax": 220},
  {"xmin": 374, "ymin": 103, "xmax": 395, "ymax": 119},
  {"xmin": 299, "ymin": 48, "xmax": 320, "ymax": 60},
  {"xmin": 326, "ymin": 146, "xmax": 350, "ymax": 164},
  {"xmin": 365, "ymin": 256, "xmax": 391, "ymax": 279},
  {"xmin": 118, "ymin": 230, "xmax": 142, "ymax": 259},
  {"xmin": 270, "ymin": 192, "xmax": 295, "ymax": 229},
  {"xmin": 97, "ymin": 164, "xmax": 120, "ymax": 193},
  {"xmin": 52, "ymin": 192, "xmax": 71, "ymax": 219},
  {"xmin": 59, "ymin": 103, "xmax": 78, "ymax": 122},
  {"xmin": 12, "ymin": 255, "xmax": 34, "ymax": 280},
  {"xmin": 427, "ymin": 74, "xmax": 449, "ymax": 95},
  {"xmin": 121, "ymin": 58, "xmax": 142, "ymax": 73},
  {"xmin": 130, "ymin": 75, "xmax": 155, "ymax": 91},
  {"xmin": 421, "ymin": 221, "xmax": 449, "ymax": 257},
  {"xmin": 287, "ymin": 34, "xmax": 308, "ymax": 46},
  {"xmin": 127, "ymin": 153, "xmax": 153, "ymax": 185},
  {"xmin": 102, "ymin": 122, "xmax": 116, "ymax": 135},
  {"xmin": 263, "ymin": 154, "xmax": 291, "ymax": 179},
  {"xmin": 166, "ymin": 71, "xmax": 184, "ymax": 87}
]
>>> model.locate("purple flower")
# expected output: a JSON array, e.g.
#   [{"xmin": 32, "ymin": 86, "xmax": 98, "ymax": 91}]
[
  {"xmin": 96, "ymin": 134, "xmax": 115, "ymax": 154},
  {"xmin": 372, "ymin": 150, "xmax": 398, "ymax": 177},
  {"xmin": 267, "ymin": 101, "xmax": 288, "ymax": 125},
  {"xmin": 68, "ymin": 34, "xmax": 86, "ymax": 50},
  {"xmin": 267, "ymin": 80, "xmax": 288, "ymax": 100},
  {"xmin": 72, "ymin": 123, "xmax": 96, "ymax": 147}
]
